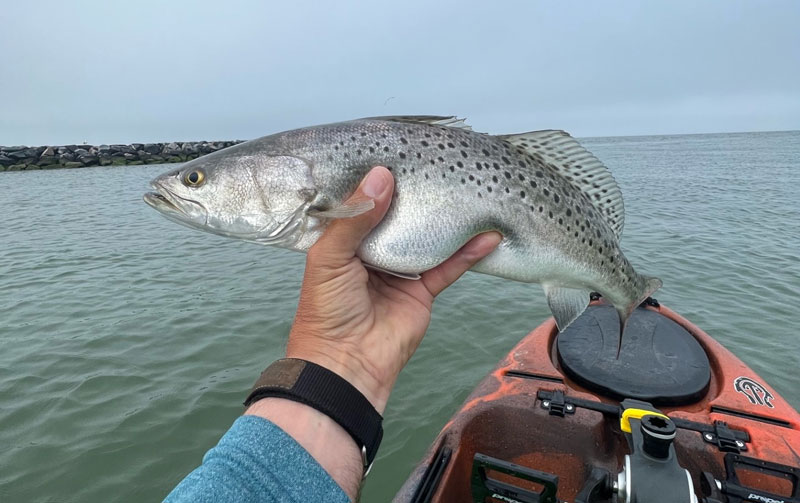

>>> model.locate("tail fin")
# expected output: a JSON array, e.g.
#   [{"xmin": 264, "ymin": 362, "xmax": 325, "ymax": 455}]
[{"xmin": 615, "ymin": 275, "xmax": 663, "ymax": 358}]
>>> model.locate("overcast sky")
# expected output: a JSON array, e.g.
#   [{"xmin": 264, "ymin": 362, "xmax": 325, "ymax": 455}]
[{"xmin": 2, "ymin": 1, "xmax": 798, "ymax": 145}]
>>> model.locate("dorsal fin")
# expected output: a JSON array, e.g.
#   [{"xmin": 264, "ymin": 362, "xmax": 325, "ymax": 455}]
[
  {"xmin": 501, "ymin": 130, "xmax": 625, "ymax": 239},
  {"xmin": 361, "ymin": 115, "xmax": 473, "ymax": 131}
]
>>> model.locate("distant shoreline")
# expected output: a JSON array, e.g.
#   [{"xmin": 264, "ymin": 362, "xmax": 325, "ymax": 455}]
[{"xmin": 0, "ymin": 141, "xmax": 244, "ymax": 172}]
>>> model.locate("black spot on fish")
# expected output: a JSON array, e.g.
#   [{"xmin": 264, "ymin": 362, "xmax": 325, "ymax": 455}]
[
  {"xmin": 402, "ymin": 168, "xmax": 407, "ymax": 174},
  {"xmin": 421, "ymin": 140, "xmax": 429, "ymax": 147},
  {"xmin": 518, "ymin": 174, "xmax": 525, "ymax": 181},
  {"xmin": 447, "ymin": 142, "xmax": 455, "ymax": 148},
  {"xmin": 558, "ymin": 218, "xmax": 563, "ymax": 225},
  {"xmin": 469, "ymin": 174, "xmax": 475, "ymax": 181},
  {"xmin": 369, "ymin": 147, "xmax": 375, "ymax": 153},
  {"xmin": 438, "ymin": 156, "xmax": 444, "ymax": 162},
  {"xmin": 549, "ymin": 211, "xmax": 553, "ymax": 218},
  {"xmin": 543, "ymin": 189, "xmax": 550, "ymax": 196},
  {"xmin": 535, "ymin": 171, "xmax": 544, "ymax": 178},
  {"xmin": 478, "ymin": 192, "xmax": 482, "ymax": 198},
  {"xmin": 398, "ymin": 152, "xmax": 406, "ymax": 159},
  {"xmin": 360, "ymin": 132, "xmax": 367, "ymax": 137},
  {"xmin": 488, "ymin": 186, "xmax": 493, "ymax": 192},
  {"xmin": 383, "ymin": 146, "xmax": 389, "ymax": 152},
  {"xmin": 357, "ymin": 149, "xmax": 362, "ymax": 155},
  {"xmin": 425, "ymin": 173, "xmax": 429, "ymax": 179},
  {"xmin": 492, "ymin": 175, "xmax": 498, "ymax": 183},
  {"xmin": 449, "ymin": 165, "xmax": 455, "ymax": 172},
  {"xmin": 425, "ymin": 133, "xmax": 431, "ymax": 138},
  {"xmin": 438, "ymin": 143, "xmax": 445, "ymax": 150},
  {"xmin": 493, "ymin": 162, "xmax": 500, "ymax": 170},
  {"xmin": 566, "ymin": 209, "xmax": 572, "ymax": 216},
  {"xmin": 351, "ymin": 136, "xmax": 356, "ymax": 141},
  {"xmin": 504, "ymin": 172, "xmax": 511, "ymax": 179},
  {"xmin": 430, "ymin": 160, "xmax": 436, "ymax": 165},
  {"xmin": 400, "ymin": 137, "xmax": 408, "ymax": 144},
  {"xmin": 476, "ymin": 162, "xmax": 482, "ymax": 170},
  {"xmin": 477, "ymin": 180, "xmax": 482, "ymax": 186},
  {"xmin": 461, "ymin": 150, "xmax": 468, "ymax": 158},
  {"xmin": 334, "ymin": 145, "xmax": 339, "ymax": 151},
  {"xmin": 518, "ymin": 160, "xmax": 525, "ymax": 168},
  {"xmin": 461, "ymin": 178, "xmax": 466, "ymax": 184},
  {"xmin": 502, "ymin": 156, "xmax": 511, "ymax": 165},
  {"xmin": 457, "ymin": 161, "xmax": 464, "ymax": 168},
  {"xmin": 554, "ymin": 194, "xmax": 560, "ymax": 203},
  {"xmin": 539, "ymin": 206, "xmax": 544, "ymax": 212},
  {"xmin": 344, "ymin": 153, "xmax": 349, "ymax": 159},
  {"xmin": 520, "ymin": 191, "xmax": 525, "ymax": 198},
  {"xmin": 460, "ymin": 141, "xmax": 469, "ymax": 147},
  {"xmin": 482, "ymin": 149, "xmax": 490, "ymax": 156},
  {"xmin": 505, "ymin": 187, "xmax": 510, "ymax": 193}
]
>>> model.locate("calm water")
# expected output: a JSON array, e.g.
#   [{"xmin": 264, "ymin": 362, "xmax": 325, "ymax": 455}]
[{"xmin": 1, "ymin": 131, "xmax": 798, "ymax": 502}]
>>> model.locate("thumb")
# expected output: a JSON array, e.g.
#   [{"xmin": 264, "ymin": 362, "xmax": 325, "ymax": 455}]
[{"xmin": 309, "ymin": 166, "xmax": 394, "ymax": 268}]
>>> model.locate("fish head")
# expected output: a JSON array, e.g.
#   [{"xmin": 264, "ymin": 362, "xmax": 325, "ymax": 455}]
[{"xmin": 144, "ymin": 147, "xmax": 317, "ymax": 246}]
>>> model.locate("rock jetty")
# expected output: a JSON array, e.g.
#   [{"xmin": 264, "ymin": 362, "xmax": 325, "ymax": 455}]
[{"xmin": 0, "ymin": 141, "xmax": 244, "ymax": 171}]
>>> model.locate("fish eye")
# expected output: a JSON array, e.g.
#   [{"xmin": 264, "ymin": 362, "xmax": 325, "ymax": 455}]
[{"xmin": 184, "ymin": 169, "xmax": 205, "ymax": 187}]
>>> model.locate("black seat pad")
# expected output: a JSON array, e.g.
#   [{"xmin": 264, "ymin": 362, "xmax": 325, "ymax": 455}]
[{"xmin": 556, "ymin": 305, "xmax": 710, "ymax": 405}]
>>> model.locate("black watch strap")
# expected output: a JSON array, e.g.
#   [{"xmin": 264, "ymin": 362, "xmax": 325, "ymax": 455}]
[{"xmin": 243, "ymin": 358, "xmax": 384, "ymax": 470}]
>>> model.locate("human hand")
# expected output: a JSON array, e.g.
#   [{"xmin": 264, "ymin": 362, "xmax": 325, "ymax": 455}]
[{"xmin": 286, "ymin": 166, "xmax": 502, "ymax": 413}]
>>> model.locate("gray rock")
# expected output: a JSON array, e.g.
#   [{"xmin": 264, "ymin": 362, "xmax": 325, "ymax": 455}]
[
  {"xmin": 59, "ymin": 153, "xmax": 76, "ymax": 163},
  {"xmin": 63, "ymin": 161, "xmax": 84, "ymax": 169},
  {"xmin": 9, "ymin": 147, "xmax": 44, "ymax": 160},
  {"xmin": 3, "ymin": 146, "xmax": 27, "ymax": 152},
  {"xmin": 143, "ymin": 143, "xmax": 162, "ymax": 154},
  {"xmin": 131, "ymin": 143, "xmax": 144, "ymax": 151},
  {"xmin": 111, "ymin": 144, "xmax": 136, "ymax": 154},
  {"xmin": 78, "ymin": 155, "xmax": 98, "ymax": 165},
  {"xmin": 123, "ymin": 152, "xmax": 139, "ymax": 160},
  {"xmin": 0, "ymin": 154, "xmax": 14, "ymax": 166},
  {"xmin": 98, "ymin": 144, "xmax": 112, "ymax": 153},
  {"xmin": 73, "ymin": 148, "xmax": 89, "ymax": 156},
  {"xmin": 42, "ymin": 146, "xmax": 55, "ymax": 157},
  {"xmin": 38, "ymin": 155, "xmax": 59, "ymax": 166},
  {"xmin": 163, "ymin": 142, "xmax": 181, "ymax": 156}
]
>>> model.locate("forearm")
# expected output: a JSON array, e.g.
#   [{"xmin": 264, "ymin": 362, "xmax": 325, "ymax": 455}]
[{"xmin": 245, "ymin": 397, "xmax": 363, "ymax": 501}]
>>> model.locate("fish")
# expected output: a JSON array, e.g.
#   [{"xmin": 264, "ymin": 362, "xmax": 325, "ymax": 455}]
[{"xmin": 143, "ymin": 116, "xmax": 661, "ymax": 351}]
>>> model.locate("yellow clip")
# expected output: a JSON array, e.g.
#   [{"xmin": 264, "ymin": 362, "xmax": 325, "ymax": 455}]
[{"xmin": 620, "ymin": 408, "xmax": 670, "ymax": 433}]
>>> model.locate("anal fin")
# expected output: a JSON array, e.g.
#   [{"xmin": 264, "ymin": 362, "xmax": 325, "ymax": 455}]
[
  {"xmin": 364, "ymin": 263, "xmax": 421, "ymax": 280},
  {"xmin": 542, "ymin": 284, "xmax": 591, "ymax": 331}
]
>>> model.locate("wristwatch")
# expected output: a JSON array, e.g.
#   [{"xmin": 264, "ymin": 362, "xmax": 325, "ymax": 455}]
[{"xmin": 244, "ymin": 358, "xmax": 384, "ymax": 476}]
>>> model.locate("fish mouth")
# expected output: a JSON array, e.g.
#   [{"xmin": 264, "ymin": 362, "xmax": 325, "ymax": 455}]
[{"xmin": 143, "ymin": 183, "xmax": 208, "ymax": 228}]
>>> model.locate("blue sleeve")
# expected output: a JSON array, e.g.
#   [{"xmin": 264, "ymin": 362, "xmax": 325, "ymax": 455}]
[{"xmin": 164, "ymin": 415, "xmax": 350, "ymax": 503}]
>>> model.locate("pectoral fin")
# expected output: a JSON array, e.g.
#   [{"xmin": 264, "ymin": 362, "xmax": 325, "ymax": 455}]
[
  {"xmin": 308, "ymin": 199, "xmax": 375, "ymax": 219},
  {"xmin": 364, "ymin": 263, "xmax": 421, "ymax": 280},
  {"xmin": 542, "ymin": 284, "xmax": 591, "ymax": 331}
]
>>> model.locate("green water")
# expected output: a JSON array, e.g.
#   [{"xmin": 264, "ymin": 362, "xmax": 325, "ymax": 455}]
[{"xmin": 1, "ymin": 131, "xmax": 798, "ymax": 502}]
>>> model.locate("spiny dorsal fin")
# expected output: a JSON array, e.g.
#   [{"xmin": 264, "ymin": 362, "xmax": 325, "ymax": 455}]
[
  {"xmin": 362, "ymin": 115, "xmax": 473, "ymax": 131},
  {"xmin": 501, "ymin": 130, "xmax": 625, "ymax": 239}
]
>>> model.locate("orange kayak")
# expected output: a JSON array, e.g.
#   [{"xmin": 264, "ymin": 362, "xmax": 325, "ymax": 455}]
[{"xmin": 394, "ymin": 300, "xmax": 800, "ymax": 503}]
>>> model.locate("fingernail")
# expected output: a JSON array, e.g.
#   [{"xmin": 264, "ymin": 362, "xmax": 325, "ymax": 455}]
[{"xmin": 363, "ymin": 167, "xmax": 390, "ymax": 198}]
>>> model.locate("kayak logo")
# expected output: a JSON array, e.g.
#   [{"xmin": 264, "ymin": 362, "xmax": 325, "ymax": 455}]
[
  {"xmin": 734, "ymin": 376, "xmax": 774, "ymax": 408},
  {"xmin": 748, "ymin": 493, "xmax": 785, "ymax": 503}
]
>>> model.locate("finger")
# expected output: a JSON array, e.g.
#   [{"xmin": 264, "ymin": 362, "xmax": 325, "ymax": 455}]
[
  {"xmin": 309, "ymin": 166, "xmax": 394, "ymax": 268},
  {"xmin": 421, "ymin": 232, "xmax": 502, "ymax": 297}
]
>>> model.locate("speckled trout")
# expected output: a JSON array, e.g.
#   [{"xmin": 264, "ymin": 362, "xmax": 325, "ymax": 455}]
[{"xmin": 144, "ymin": 116, "xmax": 661, "ymax": 347}]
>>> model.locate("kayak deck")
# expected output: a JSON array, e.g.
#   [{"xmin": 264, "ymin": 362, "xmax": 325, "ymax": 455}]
[{"xmin": 395, "ymin": 302, "xmax": 800, "ymax": 502}]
